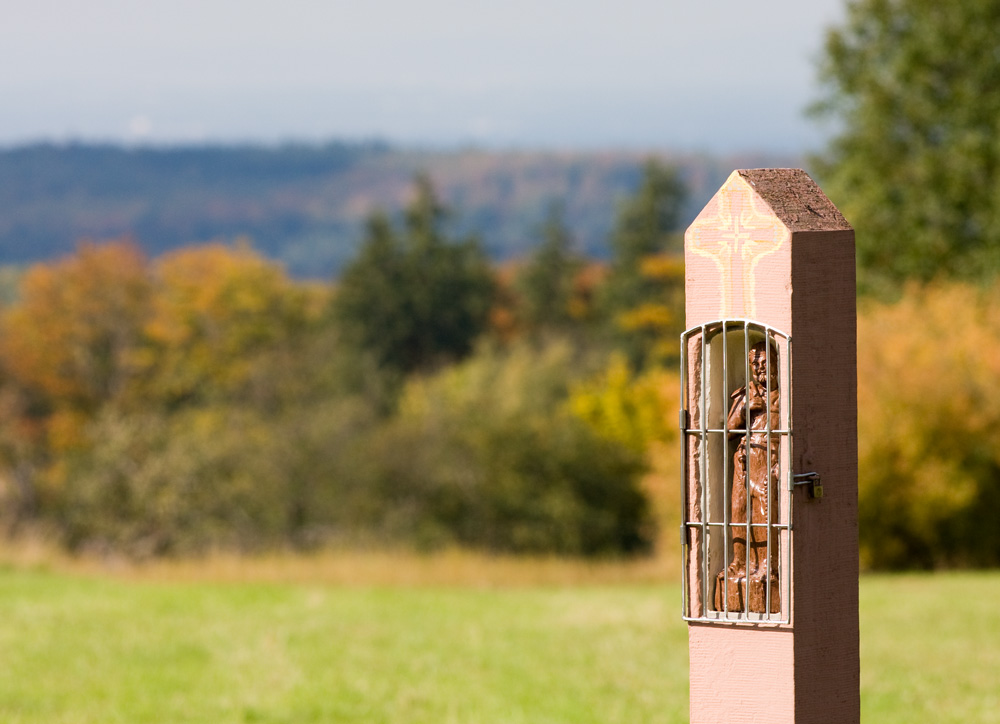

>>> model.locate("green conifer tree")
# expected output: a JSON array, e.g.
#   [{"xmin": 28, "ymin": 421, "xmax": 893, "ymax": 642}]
[
  {"xmin": 333, "ymin": 175, "xmax": 495, "ymax": 374},
  {"xmin": 599, "ymin": 160, "xmax": 686, "ymax": 366},
  {"xmin": 813, "ymin": 0, "xmax": 1000, "ymax": 294},
  {"xmin": 516, "ymin": 202, "xmax": 582, "ymax": 334}
]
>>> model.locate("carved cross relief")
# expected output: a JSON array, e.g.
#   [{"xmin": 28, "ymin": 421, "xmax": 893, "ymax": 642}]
[{"xmin": 686, "ymin": 177, "xmax": 788, "ymax": 319}]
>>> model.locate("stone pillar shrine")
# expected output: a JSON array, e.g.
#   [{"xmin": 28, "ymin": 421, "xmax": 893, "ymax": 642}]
[{"xmin": 679, "ymin": 169, "xmax": 859, "ymax": 723}]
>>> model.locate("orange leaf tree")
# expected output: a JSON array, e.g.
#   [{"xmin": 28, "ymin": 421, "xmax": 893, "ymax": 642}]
[
  {"xmin": 0, "ymin": 239, "xmax": 152, "ymax": 446},
  {"xmin": 138, "ymin": 242, "xmax": 313, "ymax": 406}
]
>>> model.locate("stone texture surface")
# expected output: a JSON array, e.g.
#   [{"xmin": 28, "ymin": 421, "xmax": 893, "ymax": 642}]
[
  {"xmin": 684, "ymin": 170, "xmax": 859, "ymax": 724},
  {"xmin": 738, "ymin": 169, "xmax": 852, "ymax": 233}
]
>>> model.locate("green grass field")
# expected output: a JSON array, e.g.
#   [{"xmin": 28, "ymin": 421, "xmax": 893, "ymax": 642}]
[{"xmin": 1, "ymin": 559, "xmax": 998, "ymax": 723}]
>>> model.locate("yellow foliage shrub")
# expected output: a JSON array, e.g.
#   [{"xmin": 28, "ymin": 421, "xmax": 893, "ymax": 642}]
[
  {"xmin": 567, "ymin": 354, "xmax": 678, "ymax": 456},
  {"xmin": 857, "ymin": 280, "xmax": 1000, "ymax": 567}
]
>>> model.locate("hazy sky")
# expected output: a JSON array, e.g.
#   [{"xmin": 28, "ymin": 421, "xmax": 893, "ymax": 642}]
[{"xmin": 1, "ymin": 0, "xmax": 847, "ymax": 153}]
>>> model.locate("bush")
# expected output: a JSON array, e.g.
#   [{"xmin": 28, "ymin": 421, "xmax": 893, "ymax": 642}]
[
  {"xmin": 62, "ymin": 408, "xmax": 285, "ymax": 556},
  {"xmin": 857, "ymin": 280, "xmax": 1000, "ymax": 568},
  {"xmin": 60, "ymin": 397, "xmax": 384, "ymax": 556},
  {"xmin": 372, "ymin": 341, "xmax": 655, "ymax": 555},
  {"xmin": 567, "ymin": 353, "xmax": 677, "ymax": 455}
]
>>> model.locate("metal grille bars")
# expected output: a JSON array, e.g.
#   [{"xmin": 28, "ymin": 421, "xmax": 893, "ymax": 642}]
[{"xmin": 680, "ymin": 320, "xmax": 792, "ymax": 624}]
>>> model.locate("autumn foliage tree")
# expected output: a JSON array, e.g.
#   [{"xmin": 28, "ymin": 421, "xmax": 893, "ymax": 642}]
[
  {"xmin": 0, "ymin": 239, "xmax": 152, "ymax": 468},
  {"xmin": 599, "ymin": 160, "xmax": 686, "ymax": 366},
  {"xmin": 0, "ymin": 240, "xmax": 150, "ymax": 414},
  {"xmin": 138, "ymin": 242, "xmax": 314, "ymax": 407},
  {"xmin": 0, "ymin": 240, "xmax": 321, "ymax": 535},
  {"xmin": 856, "ymin": 280, "xmax": 1000, "ymax": 568}
]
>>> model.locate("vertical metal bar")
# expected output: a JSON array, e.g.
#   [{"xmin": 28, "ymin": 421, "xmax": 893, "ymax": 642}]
[
  {"xmin": 679, "ymin": 330, "xmax": 689, "ymax": 618},
  {"xmin": 721, "ymin": 322, "xmax": 729, "ymax": 615},
  {"xmin": 787, "ymin": 333, "xmax": 795, "ymax": 491},
  {"xmin": 765, "ymin": 330, "xmax": 773, "ymax": 618},
  {"xmin": 700, "ymin": 325, "xmax": 710, "ymax": 616},
  {"xmin": 743, "ymin": 321, "xmax": 752, "ymax": 618},
  {"xmin": 785, "ymin": 334, "xmax": 793, "ymax": 622},
  {"xmin": 679, "ymin": 331, "xmax": 687, "ymax": 617}
]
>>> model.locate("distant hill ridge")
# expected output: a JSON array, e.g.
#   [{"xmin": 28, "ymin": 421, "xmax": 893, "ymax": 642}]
[{"xmin": 0, "ymin": 142, "xmax": 801, "ymax": 278}]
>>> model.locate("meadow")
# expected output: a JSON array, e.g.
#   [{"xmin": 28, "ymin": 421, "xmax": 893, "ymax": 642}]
[{"xmin": 1, "ymin": 550, "xmax": 998, "ymax": 723}]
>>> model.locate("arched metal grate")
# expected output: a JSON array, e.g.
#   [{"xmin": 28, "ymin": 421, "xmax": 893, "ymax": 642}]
[{"xmin": 680, "ymin": 320, "xmax": 792, "ymax": 624}]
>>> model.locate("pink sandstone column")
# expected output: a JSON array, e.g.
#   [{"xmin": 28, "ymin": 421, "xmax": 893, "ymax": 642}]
[{"xmin": 683, "ymin": 169, "xmax": 858, "ymax": 724}]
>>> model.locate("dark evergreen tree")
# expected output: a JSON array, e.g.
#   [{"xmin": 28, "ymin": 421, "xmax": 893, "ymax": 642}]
[
  {"xmin": 332, "ymin": 175, "xmax": 495, "ymax": 374},
  {"xmin": 516, "ymin": 202, "xmax": 583, "ymax": 334},
  {"xmin": 599, "ymin": 160, "xmax": 686, "ymax": 366}
]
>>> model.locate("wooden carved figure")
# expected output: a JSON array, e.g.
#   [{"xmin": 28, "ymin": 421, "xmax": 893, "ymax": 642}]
[{"xmin": 716, "ymin": 341, "xmax": 780, "ymax": 614}]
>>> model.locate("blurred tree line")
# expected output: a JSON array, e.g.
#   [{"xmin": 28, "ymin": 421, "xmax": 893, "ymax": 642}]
[
  {"xmin": 0, "ymin": 162, "xmax": 685, "ymax": 559},
  {"xmin": 9, "ymin": 0, "xmax": 1000, "ymax": 572}
]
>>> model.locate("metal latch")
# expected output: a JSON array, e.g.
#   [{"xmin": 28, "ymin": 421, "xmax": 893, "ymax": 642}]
[{"xmin": 793, "ymin": 472, "xmax": 823, "ymax": 499}]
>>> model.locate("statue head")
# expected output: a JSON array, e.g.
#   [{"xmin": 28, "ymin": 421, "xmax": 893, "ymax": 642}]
[{"xmin": 748, "ymin": 341, "xmax": 778, "ymax": 388}]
